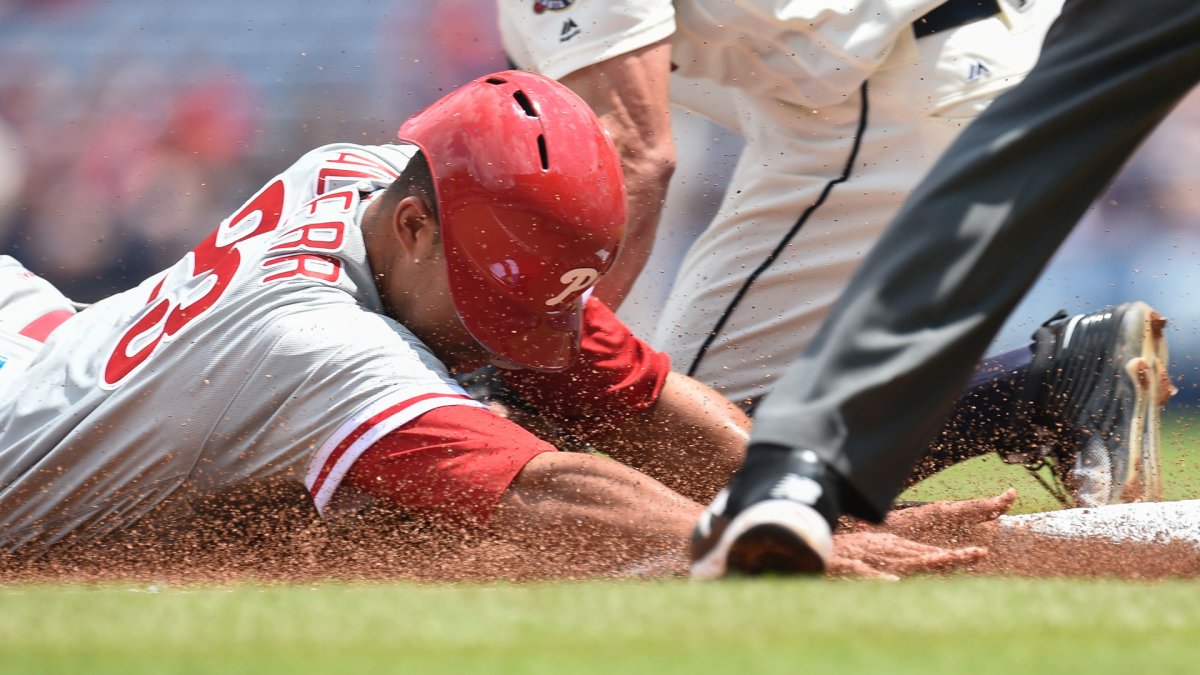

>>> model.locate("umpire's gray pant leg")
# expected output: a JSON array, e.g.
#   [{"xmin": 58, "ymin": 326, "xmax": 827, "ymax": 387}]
[{"xmin": 750, "ymin": 0, "xmax": 1200, "ymax": 520}]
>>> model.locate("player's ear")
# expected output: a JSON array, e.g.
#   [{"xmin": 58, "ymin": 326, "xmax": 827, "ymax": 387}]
[{"xmin": 393, "ymin": 195, "xmax": 439, "ymax": 261}]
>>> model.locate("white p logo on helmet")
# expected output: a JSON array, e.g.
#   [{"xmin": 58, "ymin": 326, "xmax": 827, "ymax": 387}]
[{"xmin": 546, "ymin": 267, "xmax": 599, "ymax": 306}]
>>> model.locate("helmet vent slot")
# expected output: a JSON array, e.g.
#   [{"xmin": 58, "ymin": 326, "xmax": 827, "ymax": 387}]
[
  {"xmin": 513, "ymin": 90, "xmax": 538, "ymax": 118},
  {"xmin": 537, "ymin": 134, "xmax": 549, "ymax": 170},
  {"xmin": 485, "ymin": 77, "xmax": 508, "ymax": 85}
]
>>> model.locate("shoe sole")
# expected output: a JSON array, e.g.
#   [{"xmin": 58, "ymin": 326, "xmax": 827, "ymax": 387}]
[
  {"xmin": 690, "ymin": 500, "xmax": 832, "ymax": 580},
  {"xmin": 1131, "ymin": 308, "xmax": 1171, "ymax": 501},
  {"xmin": 1108, "ymin": 302, "xmax": 1169, "ymax": 503}
]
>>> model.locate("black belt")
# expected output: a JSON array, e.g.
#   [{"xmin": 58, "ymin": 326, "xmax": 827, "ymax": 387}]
[{"xmin": 914, "ymin": 0, "xmax": 1002, "ymax": 38}]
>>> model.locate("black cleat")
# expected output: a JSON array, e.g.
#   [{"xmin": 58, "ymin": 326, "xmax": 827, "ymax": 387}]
[
  {"xmin": 1021, "ymin": 301, "xmax": 1174, "ymax": 506},
  {"xmin": 690, "ymin": 448, "xmax": 837, "ymax": 579}
]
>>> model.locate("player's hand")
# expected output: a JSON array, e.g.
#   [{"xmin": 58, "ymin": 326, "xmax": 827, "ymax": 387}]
[
  {"xmin": 828, "ymin": 531, "xmax": 987, "ymax": 580},
  {"xmin": 878, "ymin": 488, "xmax": 1017, "ymax": 539},
  {"xmin": 828, "ymin": 489, "xmax": 1017, "ymax": 580}
]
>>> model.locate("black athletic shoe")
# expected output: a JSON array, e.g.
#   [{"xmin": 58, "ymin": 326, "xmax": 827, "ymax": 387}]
[
  {"xmin": 690, "ymin": 447, "xmax": 838, "ymax": 579},
  {"xmin": 1020, "ymin": 301, "xmax": 1173, "ymax": 507}
]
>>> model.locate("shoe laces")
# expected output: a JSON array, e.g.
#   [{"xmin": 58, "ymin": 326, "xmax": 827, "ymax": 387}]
[
  {"xmin": 1002, "ymin": 421, "xmax": 1077, "ymax": 508},
  {"xmin": 1020, "ymin": 451, "xmax": 1076, "ymax": 508}
]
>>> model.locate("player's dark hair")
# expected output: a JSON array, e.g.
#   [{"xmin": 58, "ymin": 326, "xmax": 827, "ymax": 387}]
[{"xmin": 383, "ymin": 150, "xmax": 440, "ymax": 222}]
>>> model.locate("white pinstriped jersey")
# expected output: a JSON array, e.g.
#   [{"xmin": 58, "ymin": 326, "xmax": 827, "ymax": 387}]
[{"xmin": 0, "ymin": 143, "xmax": 486, "ymax": 552}]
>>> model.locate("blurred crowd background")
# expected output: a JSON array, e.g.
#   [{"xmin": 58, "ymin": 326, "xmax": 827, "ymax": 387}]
[{"xmin": 1, "ymin": 0, "xmax": 1198, "ymax": 402}]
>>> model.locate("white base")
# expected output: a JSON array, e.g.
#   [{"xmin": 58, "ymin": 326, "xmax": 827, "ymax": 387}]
[{"xmin": 999, "ymin": 500, "xmax": 1200, "ymax": 548}]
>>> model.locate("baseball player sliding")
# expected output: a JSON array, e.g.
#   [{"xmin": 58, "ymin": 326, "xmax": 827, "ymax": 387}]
[{"xmin": 0, "ymin": 71, "xmax": 1012, "ymax": 578}]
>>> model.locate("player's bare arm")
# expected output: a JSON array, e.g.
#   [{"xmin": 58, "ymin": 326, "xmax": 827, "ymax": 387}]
[
  {"xmin": 561, "ymin": 371, "xmax": 748, "ymax": 504},
  {"xmin": 493, "ymin": 296, "xmax": 745, "ymax": 502},
  {"xmin": 560, "ymin": 40, "xmax": 676, "ymax": 307}
]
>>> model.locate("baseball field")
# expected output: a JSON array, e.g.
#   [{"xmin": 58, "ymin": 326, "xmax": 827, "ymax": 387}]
[{"xmin": 2, "ymin": 414, "xmax": 1198, "ymax": 674}]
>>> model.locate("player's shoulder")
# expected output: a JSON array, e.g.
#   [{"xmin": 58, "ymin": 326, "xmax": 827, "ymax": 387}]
[
  {"xmin": 255, "ymin": 289, "xmax": 382, "ymax": 343},
  {"xmin": 265, "ymin": 299, "xmax": 448, "ymax": 378}
]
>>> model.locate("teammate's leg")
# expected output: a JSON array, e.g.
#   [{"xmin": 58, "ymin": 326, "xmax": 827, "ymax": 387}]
[
  {"xmin": 696, "ymin": 0, "xmax": 1200, "ymax": 575},
  {"xmin": 905, "ymin": 347, "xmax": 1032, "ymax": 484},
  {"xmin": 751, "ymin": 0, "xmax": 1200, "ymax": 520},
  {"xmin": 653, "ymin": 0, "xmax": 1059, "ymax": 407},
  {"xmin": 911, "ymin": 302, "xmax": 1173, "ymax": 507}
]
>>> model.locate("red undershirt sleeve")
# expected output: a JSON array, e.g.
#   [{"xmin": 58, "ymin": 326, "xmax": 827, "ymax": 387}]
[
  {"xmin": 502, "ymin": 296, "xmax": 672, "ymax": 422},
  {"xmin": 342, "ymin": 405, "xmax": 556, "ymax": 524}
]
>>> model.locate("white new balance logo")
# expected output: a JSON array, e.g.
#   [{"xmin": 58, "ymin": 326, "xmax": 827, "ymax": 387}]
[{"xmin": 769, "ymin": 474, "xmax": 823, "ymax": 505}]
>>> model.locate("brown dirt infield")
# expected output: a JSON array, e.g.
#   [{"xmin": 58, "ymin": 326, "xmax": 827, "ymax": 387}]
[{"xmin": 2, "ymin": 501, "xmax": 1196, "ymax": 585}]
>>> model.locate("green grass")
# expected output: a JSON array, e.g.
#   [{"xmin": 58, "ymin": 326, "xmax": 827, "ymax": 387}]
[
  {"xmin": 2, "ymin": 579, "xmax": 1199, "ymax": 674},
  {"xmin": 1, "ymin": 414, "xmax": 1197, "ymax": 674}
]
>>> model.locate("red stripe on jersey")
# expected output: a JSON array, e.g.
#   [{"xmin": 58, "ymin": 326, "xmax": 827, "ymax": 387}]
[
  {"xmin": 309, "ymin": 392, "xmax": 472, "ymax": 498},
  {"xmin": 18, "ymin": 309, "xmax": 74, "ymax": 343}
]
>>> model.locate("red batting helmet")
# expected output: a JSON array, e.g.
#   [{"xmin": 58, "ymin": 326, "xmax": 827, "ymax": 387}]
[{"xmin": 397, "ymin": 70, "xmax": 626, "ymax": 371}]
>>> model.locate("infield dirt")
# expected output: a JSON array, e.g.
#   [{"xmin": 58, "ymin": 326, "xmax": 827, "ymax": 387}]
[{"xmin": 2, "ymin": 499, "xmax": 1195, "ymax": 585}]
